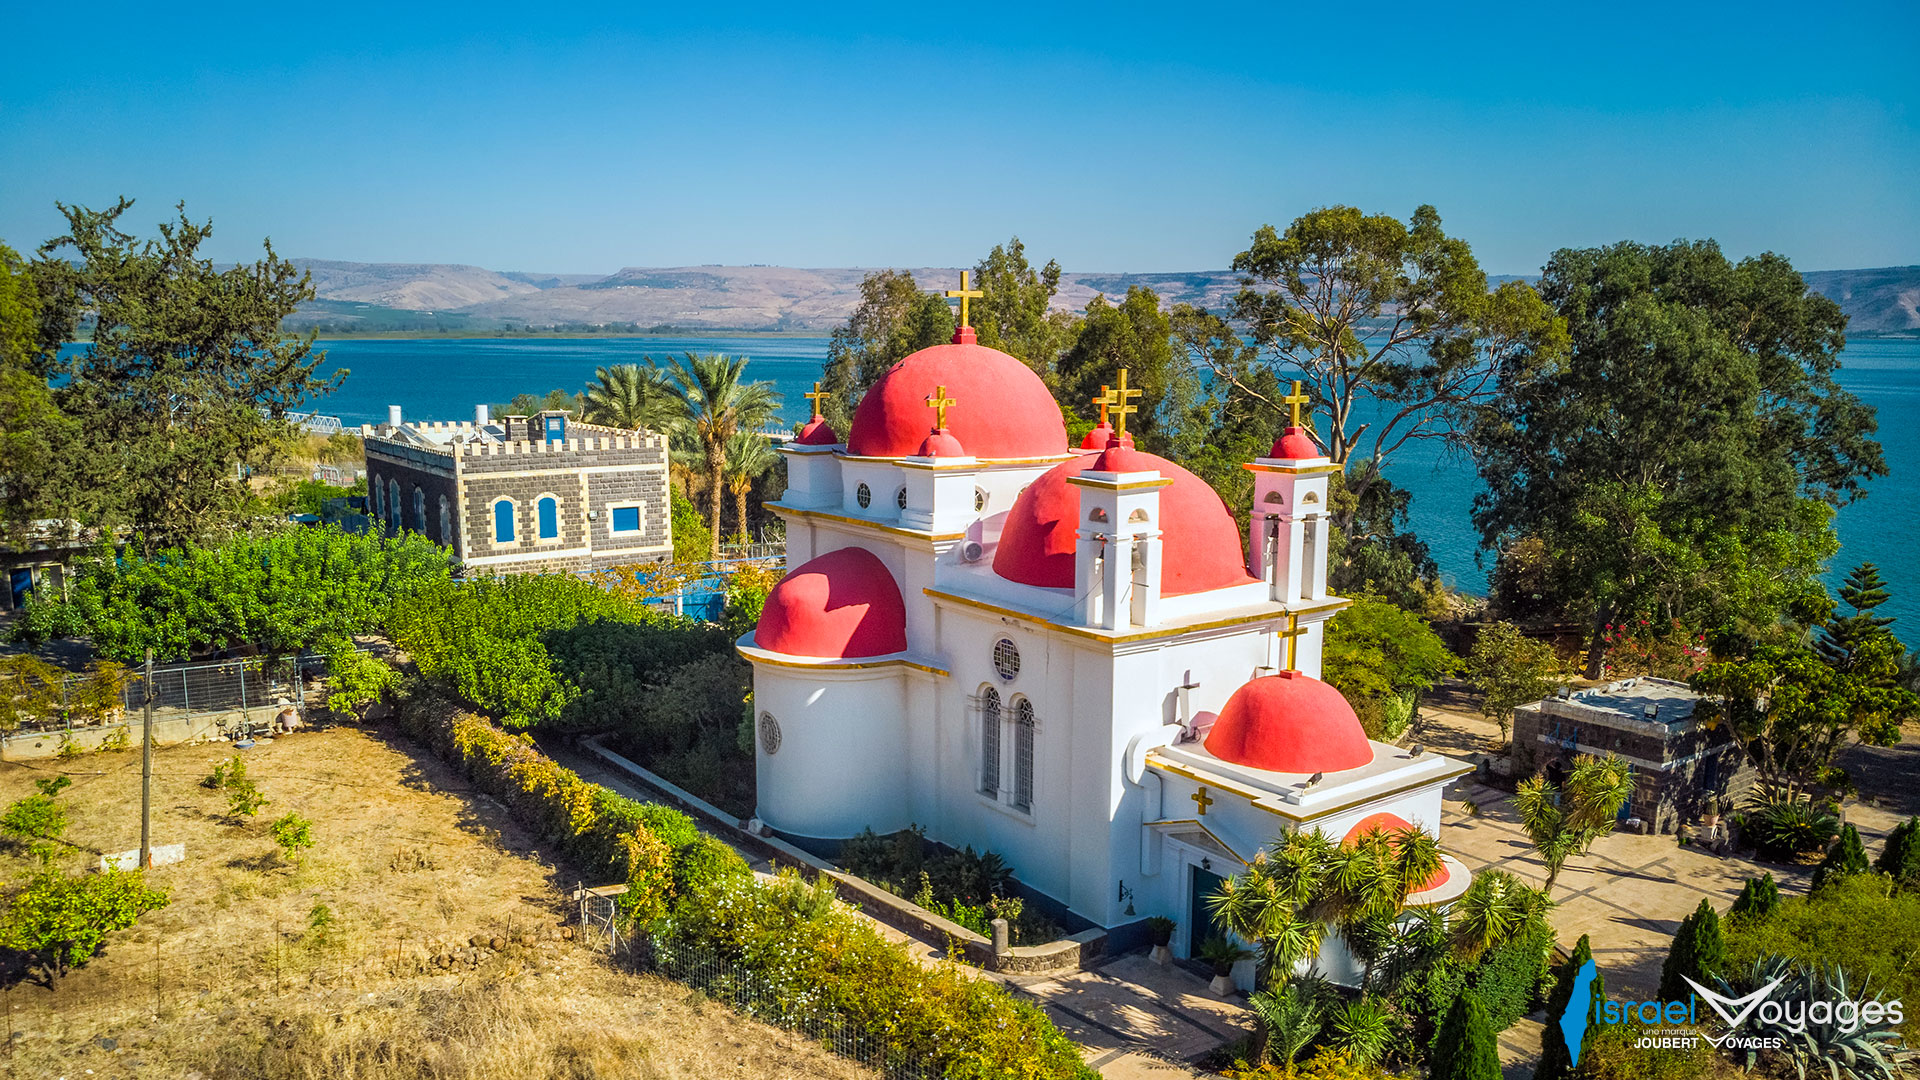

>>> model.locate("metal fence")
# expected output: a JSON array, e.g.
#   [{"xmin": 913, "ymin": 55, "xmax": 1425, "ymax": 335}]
[
  {"xmin": 5, "ymin": 654, "xmax": 323, "ymax": 736},
  {"xmin": 627, "ymin": 930, "xmax": 940, "ymax": 1080}
]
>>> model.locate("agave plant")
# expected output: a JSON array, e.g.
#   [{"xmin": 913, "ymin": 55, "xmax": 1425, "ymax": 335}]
[{"xmin": 1714, "ymin": 957, "xmax": 1908, "ymax": 1080}]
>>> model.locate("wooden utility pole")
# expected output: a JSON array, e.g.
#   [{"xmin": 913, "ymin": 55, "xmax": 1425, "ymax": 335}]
[{"xmin": 140, "ymin": 648, "xmax": 154, "ymax": 869}]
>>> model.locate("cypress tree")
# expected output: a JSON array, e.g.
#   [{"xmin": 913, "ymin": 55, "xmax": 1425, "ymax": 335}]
[
  {"xmin": 1728, "ymin": 873, "xmax": 1780, "ymax": 919},
  {"xmin": 1875, "ymin": 817, "xmax": 1920, "ymax": 889},
  {"xmin": 1431, "ymin": 991, "xmax": 1502, "ymax": 1080},
  {"xmin": 1658, "ymin": 899, "xmax": 1724, "ymax": 1002},
  {"xmin": 1811, "ymin": 824, "xmax": 1870, "ymax": 892},
  {"xmin": 1538, "ymin": 935, "xmax": 1604, "ymax": 1080}
]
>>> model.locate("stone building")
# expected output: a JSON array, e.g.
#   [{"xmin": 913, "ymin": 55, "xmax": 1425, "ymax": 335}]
[
  {"xmin": 1512, "ymin": 677, "xmax": 1752, "ymax": 834},
  {"xmin": 362, "ymin": 405, "xmax": 672, "ymax": 575}
]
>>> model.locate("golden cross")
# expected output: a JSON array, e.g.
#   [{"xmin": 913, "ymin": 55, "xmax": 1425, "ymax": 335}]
[
  {"xmin": 804, "ymin": 381, "xmax": 829, "ymax": 420},
  {"xmin": 925, "ymin": 384, "xmax": 957, "ymax": 429},
  {"xmin": 1283, "ymin": 379, "xmax": 1312, "ymax": 428},
  {"xmin": 1111, "ymin": 368, "xmax": 1143, "ymax": 437},
  {"xmin": 1278, "ymin": 611, "xmax": 1307, "ymax": 671},
  {"xmin": 945, "ymin": 270, "xmax": 984, "ymax": 328},
  {"xmin": 1191, "ymin": 785, "xmax": 1214, "ymax": 816},
  {"xmin": 1091, "ymin": 384, "xmax": 1115, "ymax": 426}
]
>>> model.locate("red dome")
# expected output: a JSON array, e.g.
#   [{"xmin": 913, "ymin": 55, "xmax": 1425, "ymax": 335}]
[
  {"xmin": 1271, "ymin": 426, "xmax": 1319, "ymax": 460},
  {"xmin": 796, "ymin": 417, "xmax": 840, "ymax": 446},
  {"xmin": 1079, "ymin": 422, "xmax": 1115, "ymax": 450},
  {"xmin": 991, "ymin": 449, "xmax": 1259, "ymax": 597},
  {"xmin": 846, "ymin": 337, "xmax": 1068, "ymax": 459},
  {"xmin": 916, "ymin": 427, "xmax": 966, "ymax": 457},
  {"xmin": 754, "ymin": 547, "xmax": 907, "ymax": 659},
  {"xmin": 1341, "ymin": 813, "xmax": 1451, "ymax": 893},
  {"xmin": 1203, "ymin": 671, "xmax": 1373, "ymax": 774}
]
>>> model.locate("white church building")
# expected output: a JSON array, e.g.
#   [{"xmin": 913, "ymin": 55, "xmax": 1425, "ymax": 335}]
[{"xmin": 738, "ymin": 316, "xmax": 1472, "ymax": 983}]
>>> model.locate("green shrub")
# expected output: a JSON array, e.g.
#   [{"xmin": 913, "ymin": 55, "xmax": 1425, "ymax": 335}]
[
  {"xmin": 1723, "ymin": 873, "xmax": 1920, "ymax": 1045},
  {"xmin": 670, "ymin": 833, "xmax": 751, "ymax": 898},
  {"xmin": 270, "ymin": 812, "xmax": 315, "ymax": 862},
  {"xmin": 209, "ymin": 755, "xmax": 269, "ymax": 819},
  {"xmin": 1657, "ymin": 898, "xmax": 1724, "ymax": 1002},
  {"xmin": 1430, "ymin": 992, "xmax": 1500, "ymax": 1080},
  {"xmin": 0, "ymin": 864, "xmax": 169, "ymax": 980},
  {"xmin": 1538, "ymin": 934, "xmax": 1603, "ymax": 1080},
  {"xmin": 1727, "ymin": 873, "xmax": 1780, "ymax": 920},
  {"xmin": 1812, "ymin": 823, "xmax": 1871, "ymax": 892},
  {"xmin": 1878, "ymin": 816, "xmax": 1920, "ymax": 888},
  {"xmin": 1569, "ymin": 1020, "xmax": 1733, "ymax": 1078},
  {"xmin": 1325, "ymin": 996, "xmax": 1394, "ymax": 1066},
  {"xmin": 0, "ymin": 795, "xmax": 67, "ymax": 842}
]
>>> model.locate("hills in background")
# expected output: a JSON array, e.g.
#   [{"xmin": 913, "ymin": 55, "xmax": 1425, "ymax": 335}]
[{"xmin": 286, "ymin": 259, "xmax": 1920, "ymax": 335}]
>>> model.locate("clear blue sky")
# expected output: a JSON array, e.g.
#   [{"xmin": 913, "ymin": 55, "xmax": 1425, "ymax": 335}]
[{"xmin": 2, "ymin": 2, "xmax": 1915, "ymax": 276}]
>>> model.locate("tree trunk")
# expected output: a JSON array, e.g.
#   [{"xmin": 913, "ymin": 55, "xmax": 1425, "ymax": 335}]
[
  {"xmin": 734, "ymin": 485, "xmax": 749, "ymax": 545},
  {"xmin": 705, "ymin": 445, "xmax": 726, "ymax": 559},
  {"xmin": 1583, "ymin": 608, "xmax": 1611, "ymax": 680}
]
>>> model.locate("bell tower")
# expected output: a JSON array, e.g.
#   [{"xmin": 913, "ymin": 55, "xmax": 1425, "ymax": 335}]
[
  {"xmin": 1070, "ymin": 372, "xmax": 1167, "ymax": 630},
  {"xmin": 1244, "ymin": 381, "xmax": 1338, "ymax": 605}
]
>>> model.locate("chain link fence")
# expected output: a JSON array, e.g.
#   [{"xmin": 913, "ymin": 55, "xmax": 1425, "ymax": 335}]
[{"xmin": 2, "ymin": 655, "xmax": 325, "ymax": 756}]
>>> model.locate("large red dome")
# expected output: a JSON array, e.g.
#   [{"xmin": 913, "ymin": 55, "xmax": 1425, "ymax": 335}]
[
  {"xmin": 754, "ymin": 547, "xmax": 907, "ymax": 659},
  {"xmin": 845, "ymin": 338, "xmax": 1068, "ymax": 459},
  {"xmin": 1203, "ymin": 671, "xmax": 1373, "ymax": 774},
  {"xmin": 991, "ymin": 448, "xmax": 1258, "ymax": 597}
]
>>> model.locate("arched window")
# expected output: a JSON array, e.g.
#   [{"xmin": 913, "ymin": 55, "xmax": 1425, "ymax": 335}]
[
  {"xmin": 895, "ymin": 486, "xmax": 907, "ymax": 511},
  {"xmin": 537, "ymin": 495, "xmax": 559, "ymax": 539},
  {"xmin": 1011, "ymin": 697, "xmax": 1035, "ymax": 813},
  {"xmin": 369, "ymin": 474, "xmax": 383, "ymax": 517},
  {"xmin": 978, "ymin": 687, "xmax": 1001, "ymax": 797},
  {"xmin": 493, "ymin": 499, "xmax": 516, "ymax": 544},
  {"xmin": 438, "ymin": 495, "xmax": 453, "ymax": 545},
  {"xmin": 387, "ymin": 480, "xmax": 401, "ymax": 527},
  {"xmin": 412, "ymin": 487, "xmax": 426, "ymax": 531}
]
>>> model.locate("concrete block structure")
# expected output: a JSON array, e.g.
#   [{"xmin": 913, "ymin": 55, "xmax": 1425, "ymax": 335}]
[
  {"xmin": 1512, "ymin": 677, "xmax": 1753, "ymax": 834},
  {"xmin": 362, "ymin": 405, "xmax": 673, "ymax": 576}
]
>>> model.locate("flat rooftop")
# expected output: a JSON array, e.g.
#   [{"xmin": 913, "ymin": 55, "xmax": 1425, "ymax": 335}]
[{"xmin": 1527, "ymin": 677, "xmax": 1701, "ymax": 731}]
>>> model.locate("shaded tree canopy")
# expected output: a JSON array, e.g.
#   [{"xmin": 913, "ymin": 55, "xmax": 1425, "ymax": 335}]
[
  {"xmin": 1469, "ymin": 240, "xmax": 1884, "ymax": 671},
  {"xmin": 972, "ymin": 237, "xmax": 1081, "ymax": 381},
  {"xmin": 1055, "ymin": 286, "xmax": 1196, "ymax": 455},
  {"xmin": 33, "ymin": 199, "xmax": 339, "ymax": 552},
  {"xmin": 816, "ymin": 269, "xmax": 954, "ymax": 433}
]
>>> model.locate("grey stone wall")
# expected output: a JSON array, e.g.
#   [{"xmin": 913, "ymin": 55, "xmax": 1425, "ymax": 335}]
[
  {"xmin": 365, "ymin": 451, "xmax": 459, "ymax": 548},
  {"xmin": 453, "ymin": 436, "xmax": 672, "ymax": 575},
  {"xmin": 1513, "ymin": 704, "xmax": 1753, "ymax": 833}
]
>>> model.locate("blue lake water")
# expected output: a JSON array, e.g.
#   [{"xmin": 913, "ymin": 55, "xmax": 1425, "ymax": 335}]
[{"xmin": 304, "ymin": 334, "xmax": 1917, "ymax": 629}]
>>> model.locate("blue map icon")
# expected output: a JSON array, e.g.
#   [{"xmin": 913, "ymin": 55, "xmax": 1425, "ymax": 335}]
[{"xmin": 1561, "ymin": 958, "xmax": 1598, "ymax": 1066}]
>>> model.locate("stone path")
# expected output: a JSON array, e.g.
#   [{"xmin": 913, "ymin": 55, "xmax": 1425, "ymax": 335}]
[{"xmin": 552, "ymin": 741, "xmax": 1246, "ymax": 1077}]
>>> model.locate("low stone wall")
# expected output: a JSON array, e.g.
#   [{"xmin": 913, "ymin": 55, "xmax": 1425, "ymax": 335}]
[
  {"xmin": 2, "ymin": 713, "xmax": 224, "ymax": 760},
  {"xmin": 579, "ymin": 736, "xmax": 1107, "ymax": 976}
]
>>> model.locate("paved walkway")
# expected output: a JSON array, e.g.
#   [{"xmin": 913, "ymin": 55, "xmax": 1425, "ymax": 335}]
[{"xmin": 552, "ymin": 742, "xmax": 1246, "ymax": 1077}]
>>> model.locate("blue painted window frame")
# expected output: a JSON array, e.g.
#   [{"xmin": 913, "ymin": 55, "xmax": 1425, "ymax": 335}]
[
  {"xmin": 493, "ymin": 500, "xmax": 515, "ymax": 543},
  {"xmin": 537, "ymin": 496, "xmax": 559, "ymax": 539},
  {"xmin": 610, "ymin": 505, "xmax": 641, "ymax": 534}
]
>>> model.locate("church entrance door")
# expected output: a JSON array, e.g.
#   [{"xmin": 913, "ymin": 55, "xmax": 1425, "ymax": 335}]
[{"xmin": 1187, "ymin": 865, "xmax": 1225, "ymax": 956}]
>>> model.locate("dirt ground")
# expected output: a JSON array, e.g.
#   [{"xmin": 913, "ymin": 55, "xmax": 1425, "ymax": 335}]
[{"xmin": 0, "ymin": 721, "xmax": 874, "ymax": 1080}]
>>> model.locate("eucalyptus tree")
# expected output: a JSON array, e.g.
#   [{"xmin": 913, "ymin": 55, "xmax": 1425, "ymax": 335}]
[
  {"xmin": 662, "ymin": 353, "xmax": 781, "ymax": 557},
  {"xmin": 1221, "ymin": 204, "xmax": 1567, "ymax": 528},
  {"xmin": 581, "ymin": 363, "xmax": 677, "ymax": 432}
]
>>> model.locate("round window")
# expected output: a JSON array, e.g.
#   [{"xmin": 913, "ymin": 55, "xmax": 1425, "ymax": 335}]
[
  {"xmin": 758, "ymin": 712, "xmax": 782, "ymax": 755},
  {"xmin": 855, "ymin": 482, "xmax": 872, "ymax": 509},
  {"xmin": 993, "ymin": 638, "xmax": 1021, "ymax": 682},
  {"xmin": 896, "ymin": 486, "xmax": 908, "ymax": 510},
  {"xmin": 974, "ymin": 488, "xmax": 987, "ymax": 512}
]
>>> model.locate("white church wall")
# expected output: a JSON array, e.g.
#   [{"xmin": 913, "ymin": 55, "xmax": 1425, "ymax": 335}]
[{"xmin": 752, "ymin": 664, "xmax": 912, "ymax": 840}]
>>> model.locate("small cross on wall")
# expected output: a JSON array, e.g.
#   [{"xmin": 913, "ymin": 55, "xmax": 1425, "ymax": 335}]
[{"xmin": 1191, "ymin": 785, "xmax": 1215, "ymax": 816}]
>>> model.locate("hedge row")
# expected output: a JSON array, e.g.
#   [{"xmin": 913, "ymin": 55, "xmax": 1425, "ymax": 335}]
[{"xmin": 395, "ymin": 688, "xmax": 1095, "ymax": 1080}]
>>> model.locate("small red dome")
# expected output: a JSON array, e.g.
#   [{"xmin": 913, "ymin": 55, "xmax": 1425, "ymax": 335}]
[
  {"xmin": 916, "ymin": 427, "xmax": 966, "ymax": 458},
  {"xmin": 992, "ymin": 449, "xmax": 1258, "ymax": 597},
  {"xmin": 796, "ymin": 417, "xmax": 840, "ymax": 446},
  {"xmin": 1271, "ymin": 427, "xmax": 1319, "ymax": 460},
  {"xmin": 1079, "ymin": 422, "xmax": 1115, "ymax": 450},
  {"xmin": 846, "ymin": 337, "xmax": 1067, "ymax": 459},
  {"xmin": 1342, "ymin": 812, "xmax": 1451, "ymax": 893},
  {"xmin": 754, "ymin": 547, "xmax": 907, "ymax": 659},
  {"xmin": 1203, "ymin": 671, "xmax": 1373, "ymax": 773}
]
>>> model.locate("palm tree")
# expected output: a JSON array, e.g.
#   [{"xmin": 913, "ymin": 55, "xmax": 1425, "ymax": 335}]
[
  {"xmin": 661, "ymin": 353, "xmax": 781, "ymax": 558},
  {"xmin": 723, "ymin": 431, "xmax": 780, "ymax": 546},
  {"xmin": 581, "ymin": 363, "xmax": 677, "ymax": 431},
  {"xmin": 1514, "ymin": 753, "xmax": 1635, "ymax": 894}
]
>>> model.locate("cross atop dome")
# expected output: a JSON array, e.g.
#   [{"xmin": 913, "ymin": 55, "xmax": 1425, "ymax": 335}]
[
  {"xmin": 924, "ymin": 384, "xmax": 957, "ymax": 430},
  {"xmin": 1110, "ymin": 368, "xmax": 1143, "ymax": 439},
  {"xmin": 805, "ymin": 381, "xmax": 829, "ymax": 421},
  {"xmin": 1283, "ymin": 379, "xmax": 1312, "ymax": 427},
  {"xmin": 940, "ymin": 269, "xmax": 983, "ymax": 332}
]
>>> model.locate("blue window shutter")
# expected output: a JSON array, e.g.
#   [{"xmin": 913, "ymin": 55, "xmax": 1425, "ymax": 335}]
[
  {"xmin": 538, "ymin": 497, "xmax": 558, "ymax": 539},
  {"xmin": 611, "ymin": 506, "xmax": 640, "ymax": 533},
  {"xmin": 494, "ymin": 501, "xmax": 514, "ymax": 543}
]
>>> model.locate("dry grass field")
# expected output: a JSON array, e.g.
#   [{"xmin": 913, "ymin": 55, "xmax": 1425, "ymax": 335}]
[{"xmin": 0, "ymin": 721, "xmax": 873, "ymax": 1080}]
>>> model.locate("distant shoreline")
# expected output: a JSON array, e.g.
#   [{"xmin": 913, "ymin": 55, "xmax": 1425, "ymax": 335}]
[{"xmin": 306, "ymin": 329, "xmax": 834, "ymax": 342}]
